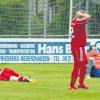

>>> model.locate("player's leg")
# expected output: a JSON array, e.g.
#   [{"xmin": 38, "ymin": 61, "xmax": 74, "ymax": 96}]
[
  {"xmin": 69, "ymin": 61, "xmax": 79, "ymax": 89},
  {"xmin": 3, "ymin": 68, "xmax": 29, "ymax": 82},
  {"xmin": 0, "ymin": 68, "xmax": 36, "ymax": 83},
  {"xmin": 10, "ymin": 76, "xmax": 25, "ymax": 81},
  {"xmin": 10, "ymin": 76, "xmax": 34, "ymax": 82},
  {"xmin": 69, "ymin": 45, "xmax": 80, "ymax": 89},
  {"xmin": 78, "ymin": 47, "xmax": 88, "ymax": 89},
  {"xmin": 0, "ymin": 68, "xmax": 30, "ymax": 82},
  {"xmin": 86, "ymin": 57, "xmax": 94, "ymax": 78},
  {"xmin": 78, "ymin": 64, "xmax": 88, "ymax": 89}
]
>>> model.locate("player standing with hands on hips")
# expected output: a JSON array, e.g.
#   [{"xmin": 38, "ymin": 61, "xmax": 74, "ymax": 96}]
[{"xmin": 69, "ymin": 10, "xmax": 91, "ymax": 90}]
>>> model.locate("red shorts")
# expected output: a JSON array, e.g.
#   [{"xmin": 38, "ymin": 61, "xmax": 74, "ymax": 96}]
[
  {"xmin": 0, "ymin": 68, "xmax": 19, "ymax": 81},
  {"xmin": 71, "ymin": 42, "xmax": 88, "ymax": 66}
]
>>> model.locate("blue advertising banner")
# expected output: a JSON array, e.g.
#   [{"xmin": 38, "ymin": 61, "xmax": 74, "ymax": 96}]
[{"xmin": 0, "ymin": 38, "xmax": 91, "ymax": 63}]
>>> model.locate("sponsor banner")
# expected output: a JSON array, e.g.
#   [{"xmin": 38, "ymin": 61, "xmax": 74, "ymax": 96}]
[
  {"xmin": 0, "ymin": 55, "xmax": 73, "ymax": 63},
  {"xmin": 0, "ymin": 38, "xmax": 99, "ymax": 63}
]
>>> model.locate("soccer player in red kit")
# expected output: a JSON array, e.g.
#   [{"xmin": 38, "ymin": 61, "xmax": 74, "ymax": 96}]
[
  {"xmin": 0, "ymin": 67, "xmax": 35, "ymax": 83},
  {"xmin": 69, "ymin": 10, "xmax": 91, "ymax": 90}
]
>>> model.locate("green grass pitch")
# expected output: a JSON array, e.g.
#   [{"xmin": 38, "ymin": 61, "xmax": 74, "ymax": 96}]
[{"xmin": 0, "ymin": 63, "xmax": 100, "ymax": 100}]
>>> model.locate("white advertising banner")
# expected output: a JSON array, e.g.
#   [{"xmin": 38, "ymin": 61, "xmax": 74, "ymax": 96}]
[{"xmin": 0, "ymin": 38, "xmax": 99, "ymax": 63}]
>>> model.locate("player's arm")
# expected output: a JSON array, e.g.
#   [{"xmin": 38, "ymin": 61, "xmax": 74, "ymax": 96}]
[{"xmin": 76, "ymin": 11, "xmax": 91, "ymax": 21}]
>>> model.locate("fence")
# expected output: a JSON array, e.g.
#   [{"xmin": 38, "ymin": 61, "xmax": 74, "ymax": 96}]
[
  {"xmin": 0, "ymin": 0, "xmax": 100, "ymax": 38},
  {"xmin": 70, "ymin": 0, "xmax": 100, "ymax": 38}
]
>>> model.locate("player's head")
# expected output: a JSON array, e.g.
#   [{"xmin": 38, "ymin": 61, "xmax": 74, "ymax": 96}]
[
  {"xmin": 89, "ymin": 45, "xmax": 97, "ymax": 53},
  {"xmin": 79, "ymin": 10, "xmax": 86, "ymax": 14},
  {"xmin": 75, "ymin": 10, "xmax": 86, "ymax": 18}
]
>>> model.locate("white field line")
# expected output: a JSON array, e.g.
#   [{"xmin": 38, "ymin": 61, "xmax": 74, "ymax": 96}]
[
  {"xmin": 32, "ymin": 87, "xmax": 67, "ymax": 90},
  {"xmin": 31, "ymin": 75, "xmax": 70, "ymax": 78}
]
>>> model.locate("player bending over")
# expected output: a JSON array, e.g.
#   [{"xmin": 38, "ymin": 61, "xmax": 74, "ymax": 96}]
[
  {"xmin": 69, "ymin": 10, "xmax": 91, "ymax": 90},
  {"xmin": 0, "ymin": 67, "xmax": 36, "ymax": 83}
]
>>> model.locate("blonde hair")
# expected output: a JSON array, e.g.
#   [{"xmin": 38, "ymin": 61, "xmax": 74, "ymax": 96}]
[
  {"xmin": 74, "ymin": 10, "xmax": 87, "ymax": 18},
  {"xmin": 79, "ymin": 10, "xmax": 86, "ymax": 14}
]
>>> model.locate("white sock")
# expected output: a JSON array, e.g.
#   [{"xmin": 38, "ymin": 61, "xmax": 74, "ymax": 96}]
[{"xmin": 10, "ymin": 76, "xmax": 19, "ymax": 81}]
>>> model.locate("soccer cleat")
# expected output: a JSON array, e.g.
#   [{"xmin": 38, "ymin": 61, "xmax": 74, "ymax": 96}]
[
  {"xmin": 23, "ymin": 76, "xmax": 30, "ymax": 82},
  {"xmin": 69, "ymin": 86, "xmax": 77, "ymax": 90},
  {"xmin": 24, "ymin": 76, "xmax": 36, "ymax": 83},
  {"xmin": 78, "ymin": 84, "xmax": 88, "ymax": 89}
]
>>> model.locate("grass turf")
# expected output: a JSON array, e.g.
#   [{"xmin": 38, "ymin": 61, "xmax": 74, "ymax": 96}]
[{"xmin": 0, "ymin": 63, "xmax": 100, "ymax": 100}]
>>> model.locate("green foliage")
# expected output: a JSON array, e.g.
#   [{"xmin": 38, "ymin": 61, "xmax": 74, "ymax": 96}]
[
  {"xmin": 0, "ymin": 0, "xmax": 28, "ymax": 35},
  {"xmin": 89, "ymin": 3, "xmax": 100, "ymax": 35},
  {"xmin": 0, "ymin": 0, "xmax": 99, "ymax": 37},
  {"xmin": 0, "ymin": 0, "xmax": 28, "ymax": 5},
  {"xmin": 48, "ymin": 0, "xmax": 70, "ymax": 35},
  {"xmin": 0, "ymin": 0, "xmax": 17, "ymax": 5},
  {"xmin": 0, "ymin": 0, "xmax": 70, "ymax": 36},
  {"xmin": 32, "ymin": 12, "xmax": 44, "ymax": 35}
]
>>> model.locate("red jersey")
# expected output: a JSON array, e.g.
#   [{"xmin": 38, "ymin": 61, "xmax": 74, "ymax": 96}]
[{"xmin": 71, "ymin": 19, "xmax": 87, "ymax": 46}]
